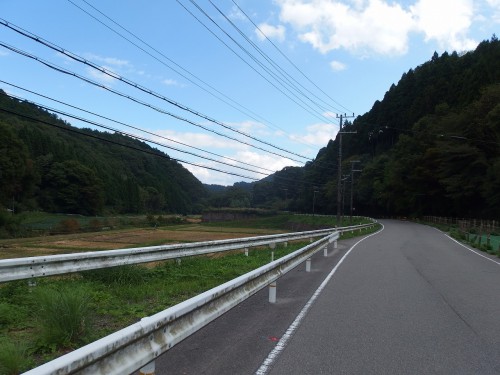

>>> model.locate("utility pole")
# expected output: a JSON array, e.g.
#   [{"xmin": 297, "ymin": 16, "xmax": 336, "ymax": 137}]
[
  {"xmin": 350, "ymin": 161, "xmax": 361, "ymax": 224},
  {"xmin": 336, "ymin": 113, "xmax": 355, "ymax": 226}
]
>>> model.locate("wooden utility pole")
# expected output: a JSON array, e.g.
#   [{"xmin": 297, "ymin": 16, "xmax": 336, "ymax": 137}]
[{"xmin": 336, "ymin": 113, "xmax": 355, "ymax": 226}]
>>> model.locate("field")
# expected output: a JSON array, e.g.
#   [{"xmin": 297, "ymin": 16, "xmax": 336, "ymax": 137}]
[
  {"xmin": 0, "ymin": 224, "xmax": 284, "ymax": 260},
  {"xmin": 0, "ymin": 214, "xmax": 376, "ymax": 374}
]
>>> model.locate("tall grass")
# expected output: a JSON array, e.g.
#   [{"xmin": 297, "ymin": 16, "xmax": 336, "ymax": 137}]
[
  {"xmin": 0, "ymin": 340, "xmax": 32, "ymax": 375},
  {"xmin": 35, "ymin": 286, "xmax": 92, "ymax": 350}
]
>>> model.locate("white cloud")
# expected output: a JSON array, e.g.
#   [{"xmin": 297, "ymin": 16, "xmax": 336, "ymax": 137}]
[
  {"xmin": 84, "ymin": 53, "xmax": 130, "ymax": 67},
  {"xmin": 229, "ymin": 120, "xmax": 270, "ymax": 136},
  {"xmin": 274, "ymin": 0, "xmax": 480, "ymax": 56},
  {"xmin": 277, "ymin": 0, "xmax": 413, "ymax": 55},
  {"xmin": 410, "ymin": 0, "xmax": 477, "ymax": 51},
  {"xmin": 330, "ymin": 60, "xmax": 346, "ymax": 71},
  {"xmin": 289, "ymin": 123, "xmax": 338, "ymax": 146},
  {"xmin": 86, "ymin": 66, "xmax": 118, "ymax": 84},
  {"xmin": 256, "ymin": 23, "xmax": 286, "ymax": 42},
  {"xmin": 153, "ymin": 129, "xmax": 248, "ymax": 151},
  {"xmin": 163, "ymin": 78, "xmax": 181, "ymax": 86},
  {"xmin": 0, "ymin": 50, "xmax": 9, "ymax": 57}
]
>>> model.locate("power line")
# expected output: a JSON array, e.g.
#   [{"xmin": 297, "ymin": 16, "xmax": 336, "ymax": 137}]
[
  {"xmin": 231, "ymin": 0, "xmax": 353, "ymax": 114},
  {"xmin": 176, "ymin": 0, "xmax": 338, "ymax": 126},
  {"xmin": 66, "ymin": 0, "xmax": 285, "ymax": 135},
  {"xmin": 206, "ymin": 0, "xmax": 337, "ymax": 117},
  {"xmin": 0, "ymin": 40, "xmax": 307, "ymax": 164},
  {"xmin": 0, "ymin": 98, "xmax": 333, "ymax": 189},
  {"xmin": 0, "ymin": 18, "xmax": 312, "ymax": 162},
  {"xmin": 0, "ymin": 79, "xmax": 277, "ymax": 174},
  {"xmin": 5, "ymin": 93, "xmax": 272, "ymax": 177},
  {"xmin": 0, "ymin": 106, "xmax": 262, "ymax": 182}
]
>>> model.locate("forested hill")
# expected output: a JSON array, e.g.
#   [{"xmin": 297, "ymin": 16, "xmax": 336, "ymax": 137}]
[
  {"xmin": 249, "ymin": 36, "xmax": 500, "ymax": 218},
  {"xmin": 0, "ymin": 92, "xmax": 206, "ymax": 215}
]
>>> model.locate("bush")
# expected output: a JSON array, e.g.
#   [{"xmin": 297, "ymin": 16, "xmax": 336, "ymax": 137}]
[
  {"xmin": 0, "ymin": 340, "xmax": 32, "ymax": 375},
  {"xmin": 35, "ymin": 286, "xmax": 92, "ymax": 349},
  {"xmin": 55, "ymin": 218, "xmax": 80, "ymax": 234}
]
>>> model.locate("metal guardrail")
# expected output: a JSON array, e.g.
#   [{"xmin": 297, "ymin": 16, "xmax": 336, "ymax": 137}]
[
  {"xmin": 22, "ymin": 232, "xmax": 340, "ymax": 375},
  {"xmin": 0, "ymin": 225, "xmax": 373, "ymax": 283}
]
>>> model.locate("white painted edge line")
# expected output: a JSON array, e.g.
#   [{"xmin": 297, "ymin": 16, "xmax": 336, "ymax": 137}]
[
  {"xmin": 255, "ymin": 224, "xmax": 385, "ymax": 375},
  {"xmin": 444, "ymin": 233, "xmax": 500, "ymax": 266},
  {"xmin": 431, "ymin": 226, "xmax": 500, "ymax": 266}
]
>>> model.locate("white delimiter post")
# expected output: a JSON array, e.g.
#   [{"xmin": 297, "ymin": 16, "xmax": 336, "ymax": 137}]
[
  {"xmin": 269, "ymin": 281, "xmax": 277, "ymax": 303},
  {"xmin": 306, "ymin": 258, "xmax": 311, "ymax": 272},
  {"xmin": 323, "ymin": 245, "xmax": 328, "ymax": 257},
  {"xmin": 244, "ymin": 248, "xmax": 249, "ymax": 256},
  {"xmin": 139, "ymin": 361, "xmax": 155, "ymax": 375},
  {"xmin": 334, "ymin": 240, "xmax": 338, "ymax": 249}
]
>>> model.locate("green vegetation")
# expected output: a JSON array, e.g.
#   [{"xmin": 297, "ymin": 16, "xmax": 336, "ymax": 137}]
[
  {"xmin": 0, "ymin": 92, "xmax": 206, "ymax": 225},
  {"xmin": 211, "ymin": 37, "xmax": 500, "ymax": 219},
  {"xmin": 0, "ymin": 242, "xmax": 305, "ymax": 371},
  {"xmin": 3, "ymin": 36, "xmax": 498, "ymax": 236}
]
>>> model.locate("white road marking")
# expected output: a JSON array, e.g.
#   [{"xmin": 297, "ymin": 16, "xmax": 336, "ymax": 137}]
[
  {"xmin": 445, "ymin": 234, "xmax": 500, "ymax": 266},
  {"xmin": 255, "ymin": 224, "xmax": 385, "ymax": 375}
]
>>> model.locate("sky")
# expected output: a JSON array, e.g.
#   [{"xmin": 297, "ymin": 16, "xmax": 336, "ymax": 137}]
[{"xmin": 0, "ymin": 0, "xmax": 498, "ymax": 186}]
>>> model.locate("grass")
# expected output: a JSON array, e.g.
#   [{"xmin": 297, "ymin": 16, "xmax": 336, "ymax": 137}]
[
  {"xmin": 0, "ymin": 214, "xmax": 377, "ymax": 372},
  {"xmin": 0, "ymin": 242, "xmax": 305, "ymax": 371},
  {"xmin": 420, "ymin": 219, "xmax": 500, "ymax": 257}
]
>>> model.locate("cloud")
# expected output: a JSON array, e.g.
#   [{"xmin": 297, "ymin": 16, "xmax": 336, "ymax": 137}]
[
  {"xmin": 410, "ymin": 0, "xmax": 477, "ymax": 51},
  {"xmin": 163, "ymin": 78, "xmax": 181, "ymax": 86},
  {"xmin": 256, "ymin": 23, "xmax": 286, "ymax": 42},
  {"xmin": 274, "ymin": 0, "xmax": 480, "ymax": 56},
  {"xmin": 84, "ymin": 53, "xmax": 130, "ymax": 67},
  {"xmin": 86, "ymin": 66, "xmax": 119, "ymax": 84},
  {"xmin": 289, "ymin": 123, "xmax": 338, "ymax": 146},
  {"xmin": 153, "ymin": 129, "xmax": 249, "ymax": 151},
  {"xmin": 330, "ymin": 60, "xmax": 346, "ymax": 71},
  {"xmin": 229, "ymin": 120, "xmax": 271, "ymax": 136}
]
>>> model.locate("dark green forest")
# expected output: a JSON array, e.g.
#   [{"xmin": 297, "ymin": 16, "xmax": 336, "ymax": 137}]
[
  {"xmin": 0, "ymin": 94, "xmax": 206, "ymax": 217},
  {"xmin": 216, "ymin": 36, "xmax": 500, "ymax": 219},
  {"xmin": 1, "ymin": 36, "xmax": 499, "ymax": 225}
]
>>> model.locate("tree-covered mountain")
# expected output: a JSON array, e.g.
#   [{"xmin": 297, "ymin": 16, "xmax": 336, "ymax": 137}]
[
  {"xmin": 225, "ymin": 36, "xmax": 500, "ymax": 219},
  {"xmin": 1, "ymin": 36, "xmax": 498, "ymax": 221},
  {"xmin": 0, "ymin": 92, "xmax": 207, "ymax": 216}
]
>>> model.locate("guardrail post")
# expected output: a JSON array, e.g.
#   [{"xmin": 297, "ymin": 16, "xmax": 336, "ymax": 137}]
[
  {"xmin": 139, "ymin": 360, "xmax": 155, "ymax": 375},
  {"xmin": 283, "ymin": 242, "xmax": 288, "ymax": 248},
  {"xmin": 306, "ymin": 258, "xmax": 311, "ymax": 272},
  {"xmin": 176, "ymin": 258, "xmax": 181, "ymax": 265},
  {"xmin": 309, "ymin": 237, "xmax": 313, "ymax": 243},
  {"xmin": 271, "ymin": 251, "xmax": 274, "ymax": 262},
  {"xmin": 323, "ymin": 246, "xmax": 328, "ymax": 257},
  {"xmin": 244, "ymin": 248, "xmax": 249, "ymax": 256},
  {"xmin": 334, "ymin": 240, "xmax": 338, "ymax": 249},
  {"xmin": 269, "ymin": 281, "xmax": 277, "ymax": 303}
]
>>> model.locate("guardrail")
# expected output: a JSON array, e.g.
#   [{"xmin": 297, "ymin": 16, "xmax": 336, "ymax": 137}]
[
  {"xmin": 0, "ymin": 223, "xmax": 374, "ymax": 283},
  {"xmin": 22, "ymin": 232, "xmax": 340, "ymax": 375}
]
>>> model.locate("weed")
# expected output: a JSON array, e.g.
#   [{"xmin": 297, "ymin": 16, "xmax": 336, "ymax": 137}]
[
  {"xmin": 0, "ymin": 339, "xmax": 32, "ymax": 375},
  {"xmin": 82, "ymin": 264, "xmax": 148, "ymax": 286},
  {"xmin": 34, "ymin": 285, "xmax": 92, "ymax": 350}
]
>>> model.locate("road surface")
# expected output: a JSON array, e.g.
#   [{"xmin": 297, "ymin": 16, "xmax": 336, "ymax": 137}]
[{"xmin": 154, "ymin": 220, "xmax": 500, "ymax": 374}]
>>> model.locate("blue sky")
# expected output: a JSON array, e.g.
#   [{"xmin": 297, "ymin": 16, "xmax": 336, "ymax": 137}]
[{"xmin": 1, "ymin": 0, "xmax": 498, "ymax": 185}]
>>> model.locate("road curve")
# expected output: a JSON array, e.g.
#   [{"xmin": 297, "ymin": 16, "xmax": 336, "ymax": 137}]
[
  {"xmin": 151, "ymin": 220, "xmax": 500, "ymax": 374},
  {"xmin": 265, "ymin": 220, "xmax": 500, "ymax": 374}
]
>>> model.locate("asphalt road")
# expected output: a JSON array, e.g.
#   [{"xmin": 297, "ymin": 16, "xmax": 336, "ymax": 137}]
[{"xmin": 152, "ymin": 220, "xmax": 500, "ymax": 374}]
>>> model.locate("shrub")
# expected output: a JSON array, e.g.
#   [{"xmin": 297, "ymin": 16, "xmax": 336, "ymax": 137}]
[
  {"xmin": 55, "ymin": 218, "xmax": 80, "ymax": 234},
  {"xmin": 35, "ymin": 286, "xmax": 92, "ymax": 349},
  {"xmin": 0, "ymin": 340, "xmax": 32, "ymax": 375}
]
